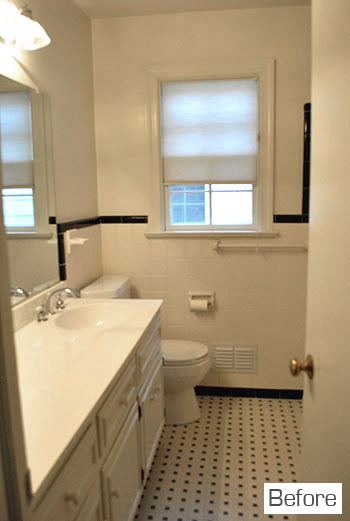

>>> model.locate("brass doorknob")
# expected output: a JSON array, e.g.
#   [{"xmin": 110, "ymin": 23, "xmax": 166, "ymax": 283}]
[{"xmin": 290, "ymin": 354, "xmax": 314, "ymax": 379}]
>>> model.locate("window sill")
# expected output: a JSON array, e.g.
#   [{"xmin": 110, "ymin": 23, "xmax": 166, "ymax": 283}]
[
  {"xmin": 145, "ymin": 231, "xmax": 279, "ymax": 239},
  {"xmin": 6, "ymin": 232, "xmax": 52, "ymax": 240}
]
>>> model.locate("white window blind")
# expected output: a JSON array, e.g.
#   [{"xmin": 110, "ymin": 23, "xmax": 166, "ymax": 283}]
[
  {"xmin": 161, "ymin": 79, "xmax": 258, "ymax": 185},
  {"xmin": 0, "ymin": 91, "xmax": 34, "ymax": 189}
]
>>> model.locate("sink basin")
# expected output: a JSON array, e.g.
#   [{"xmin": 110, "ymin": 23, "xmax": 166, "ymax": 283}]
[{"xmin": 54, "ymin": 301, "xmax": 130, "ymax": 330}]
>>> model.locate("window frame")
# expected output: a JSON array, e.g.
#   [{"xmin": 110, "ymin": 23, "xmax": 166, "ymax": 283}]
[{"xmin": 147, "ymin": 59, "xmax": 275, "ymax": 234}]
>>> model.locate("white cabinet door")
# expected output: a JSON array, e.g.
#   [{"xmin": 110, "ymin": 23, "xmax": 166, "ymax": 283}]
[
  {"xmin": 139, "ymin": 357, "xmax": 164, "ymax": 475},
  {"xmin": 75, "ymin": 479, "xmax": 104, "ymax": 521},
  {"xmin": 101, "ymin": 405, "xmax": 142, "ymax": 521}
]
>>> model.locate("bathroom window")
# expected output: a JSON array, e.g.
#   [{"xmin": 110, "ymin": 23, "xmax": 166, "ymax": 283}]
[
  {"xmin": 148, "ymin": 60, "xmax": 274, "ymax": 233},
  {"xmin": 0, "ymin": 91, "xmax": 49, "ymax": 235},
  {"xmin": 0, "ymin": 92, "xmax": 34, "ymax": 230},
  {"xmin": 161, "ymin": 79, "xmax": 258, "ymax": 230}
]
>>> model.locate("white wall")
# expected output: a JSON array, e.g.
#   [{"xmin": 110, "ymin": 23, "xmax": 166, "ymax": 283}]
[{"xmin": 93, "ymin": 5, "xmax": 311, "ymax": 389}]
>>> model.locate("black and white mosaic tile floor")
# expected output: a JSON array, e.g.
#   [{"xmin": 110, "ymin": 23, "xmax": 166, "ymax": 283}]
[{"xmin": 134, "ymin": 395, "xmax": 303, "ymax": 521}]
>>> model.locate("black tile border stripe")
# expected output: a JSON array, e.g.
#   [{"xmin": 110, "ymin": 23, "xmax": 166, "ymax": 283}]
[
  {"xmin": 195, "ymin": 386, "xmax": 303, "ymax": 400},
  {"xmin": 57, "ymin": 217, "xmax": 100, "ymax": 234},
  {"xmin": 100, "ymin": 215, "xmax": 148, "ymax": 224},
  {"xmin": 273, "ymin": 214, "xmax": 303, "ymax": 223},
  {"xmin": 56, "ymin": 215, "xmax": 148, "ymax": 233}
]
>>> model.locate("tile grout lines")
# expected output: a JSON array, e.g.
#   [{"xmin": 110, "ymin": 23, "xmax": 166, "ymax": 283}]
[{"xmin": 134, "ymin": 396, "xmax": 303, "ymax": 521}]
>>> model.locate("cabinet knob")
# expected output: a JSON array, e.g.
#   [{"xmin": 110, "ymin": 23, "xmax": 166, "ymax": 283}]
[
  {"xmin": 111, "ymin": 487, "xmax": 121, "ymax": 499},
  {"xmin": 150, "ymin": 385, "xmax": 161, "ymax": 401},
  {"xmin": 65, "ymin": 492, "xmax": 79, "ymax": 505},
  {"xmin": 119, "ymin": 398, "xmax": 128, "ymax": 408}
]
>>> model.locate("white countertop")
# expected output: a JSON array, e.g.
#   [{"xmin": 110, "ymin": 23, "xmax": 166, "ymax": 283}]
[{"xmin": 14, "ymin": 298, "xmax": 162, "ymax": 493}]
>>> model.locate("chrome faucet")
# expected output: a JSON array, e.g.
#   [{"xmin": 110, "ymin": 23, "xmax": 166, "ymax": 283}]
[{"xmin": 37, "ymin": 287, "xmax": 80, "ymax": 322}]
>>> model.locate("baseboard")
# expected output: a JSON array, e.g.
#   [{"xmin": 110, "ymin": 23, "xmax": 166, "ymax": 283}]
[{"xmin": 195, "ymin": 386, "xmax": 303, "ymax": 400}]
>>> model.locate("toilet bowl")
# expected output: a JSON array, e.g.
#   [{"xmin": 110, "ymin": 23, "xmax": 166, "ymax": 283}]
[{"xmin": 162, "ymin": 339, "xmax": 211, "ymax": 425}]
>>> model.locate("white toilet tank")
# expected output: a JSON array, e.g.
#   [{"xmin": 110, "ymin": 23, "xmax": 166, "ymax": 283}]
[{"xmin": 81, "ymin": 274, "xmax": 131, "ymax": 299}]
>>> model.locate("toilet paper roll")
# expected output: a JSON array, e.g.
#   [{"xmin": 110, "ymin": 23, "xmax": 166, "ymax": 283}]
[{"xmin": 190, "ymin": 299, "xmax": 210, "ymax": 311}]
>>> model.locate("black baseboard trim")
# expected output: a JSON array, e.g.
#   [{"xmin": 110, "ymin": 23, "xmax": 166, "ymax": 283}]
[{"xmin": 195, "ymin": 386, "xmax": 303, "ymax": 400}]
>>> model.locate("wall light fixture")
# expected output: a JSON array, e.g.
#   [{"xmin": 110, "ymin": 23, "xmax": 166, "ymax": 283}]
[{"xmin": 0, "ymin": 1, "xmax": 51, "ymax": 51}]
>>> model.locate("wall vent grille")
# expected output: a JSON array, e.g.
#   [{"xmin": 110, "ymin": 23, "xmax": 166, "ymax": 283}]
[{"xmin": 212, "ymin": 344, "xmax": 257, "ymax": 373}]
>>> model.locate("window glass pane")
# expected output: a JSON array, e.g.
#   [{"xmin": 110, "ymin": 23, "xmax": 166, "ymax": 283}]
[
  {"xmin": 2, "ymin": 188, "xmax": 35, "ymax": 227},
  {"xmin": 185, "ymin": 192, "xmax": 205, "ymax": 204},
  {"xmin": 170, "ymin": 190, "xmax": 209, "ymax": 225},
  {"xmin": 170, "ymin": 202, "xmax": 185, "ymax": 224},
  {"xmin": 211, "ymin": 190, "xmax": 253, "ymax": 225},
  {"xmin": 171, "ymin": 192, "xmax": 185, "ymax": 204}
]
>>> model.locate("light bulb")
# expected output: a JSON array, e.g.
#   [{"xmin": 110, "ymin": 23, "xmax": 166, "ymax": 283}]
[{"xmin": 0, "ymin": 1, "xmax": 51, "ymax": 50}]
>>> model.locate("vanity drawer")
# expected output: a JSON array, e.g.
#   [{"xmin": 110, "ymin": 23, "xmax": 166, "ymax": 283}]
[
  {"xmin": 137, "ymin": 318, "xmax": 161, "ymax": 385},
  {"xmin": 97, "ymin": 356, "xmax": 137, "ymax": 457},
  {"xmin": 34, "ymin": 422, "xmax": 99, "ymax": 521}
]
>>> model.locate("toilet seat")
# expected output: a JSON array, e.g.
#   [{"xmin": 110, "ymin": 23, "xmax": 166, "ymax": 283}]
[{"xmin": 162, "ymin": 340, "xmax": 209, "ymax": 367}]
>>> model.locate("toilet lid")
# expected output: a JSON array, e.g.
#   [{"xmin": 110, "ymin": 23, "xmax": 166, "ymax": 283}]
[{"xmin": 162, "ymin": 340, "xmax": 209, "ymax": 366}]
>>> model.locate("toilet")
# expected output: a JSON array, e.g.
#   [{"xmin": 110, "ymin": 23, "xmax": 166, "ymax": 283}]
[
  {"xmin": 81, "ymin": 275, "xmax": 211, "ymax": 425},
  {"xmin": 80, "ymin": 274, "xmax": 131, "ymax": 299},
  {"xmin": 162, "ymin": 339, "xmax": 211, "ymax": 425}
]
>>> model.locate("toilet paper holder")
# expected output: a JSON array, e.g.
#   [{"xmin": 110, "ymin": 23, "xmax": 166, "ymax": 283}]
[{"xmin": 189, "ymin": 291, "xmax": 215, "ymax": 310}]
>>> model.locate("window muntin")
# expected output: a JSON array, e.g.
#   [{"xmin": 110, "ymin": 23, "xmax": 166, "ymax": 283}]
[{"xmin": 160, "ymin": 78, "xmax": 259, "ymax": 230}]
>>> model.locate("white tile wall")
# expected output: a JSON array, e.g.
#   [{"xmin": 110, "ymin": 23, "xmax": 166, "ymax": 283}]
[{"xmin": 101, "ymin": 224, "xmax": 307, "ymax": 390}]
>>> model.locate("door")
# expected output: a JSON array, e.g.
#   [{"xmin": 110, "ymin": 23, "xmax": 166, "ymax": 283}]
[{"xmin": 299, "ymin": 1, "xmax": 350, "ymax": 520}]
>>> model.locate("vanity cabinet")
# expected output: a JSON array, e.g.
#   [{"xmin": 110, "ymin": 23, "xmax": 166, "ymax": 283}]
[{"xmin": 32, "ymin": 312, "xmax": 163, "ymax": 521}]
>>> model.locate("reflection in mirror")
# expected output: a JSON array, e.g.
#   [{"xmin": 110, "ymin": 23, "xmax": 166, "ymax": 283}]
[{"xmin": 0, "ymin": 74, "xmax": 59, "ymax": 305}]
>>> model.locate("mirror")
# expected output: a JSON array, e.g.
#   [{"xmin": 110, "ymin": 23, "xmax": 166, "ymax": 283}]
[{"xmin": 0, "ymin": 74, "xmax": 59, "ymax": 305}]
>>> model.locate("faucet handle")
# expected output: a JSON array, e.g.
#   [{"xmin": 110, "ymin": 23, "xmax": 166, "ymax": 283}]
[
  {"xmin": 37, "ymin": 308, "xmax": 49, "ymax": 322},
  {"xmin": 55, "ymin": 297, "xmax": 66, "ymax": 310}
]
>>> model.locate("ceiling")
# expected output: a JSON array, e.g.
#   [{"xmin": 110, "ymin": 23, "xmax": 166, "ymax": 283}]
[{"xmin": 73, "ymin": 0, "xmax": 310, "ymax": 19}]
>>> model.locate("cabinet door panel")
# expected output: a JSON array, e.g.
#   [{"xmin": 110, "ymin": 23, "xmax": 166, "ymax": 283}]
[
  {"xmin": 137, "ymin": 319, "xmax": 161, "ymax": 386},
  {"xmin": 101, "ymin": 405, "xmax": 142, "ymax": 521},
  {"xmin": 139, "ymin": 357, "xmax": 164, "ymax": 475},
  {"xmin": 97, "ymin": 357, "xmax": 137, "ymax": 457},
  {"xmin": 75, "ymin": 479, "xmax": 104, "ymax": 521},
  {"xmin": 34, "ymin": 423, "xmax": 99, "ymax": 521}
]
